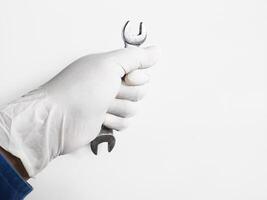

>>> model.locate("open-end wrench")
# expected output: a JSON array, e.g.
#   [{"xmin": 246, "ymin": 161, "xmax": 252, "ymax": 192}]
[
  {"xmin": 90, "ymin": 20, "xmax": 147, "ymax": 155},
  {"xmin": 122, "ymin": 20, "xmax": 147, "ymax": 47}
]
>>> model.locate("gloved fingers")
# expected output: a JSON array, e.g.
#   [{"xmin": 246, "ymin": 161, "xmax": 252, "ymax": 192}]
[
  {"xmin": 124, "ymin": 69, "xmax": 150, "ymax": 86},
  {"xmin": 106, "ymin": 45, "xmax": 160, "ymax": 74},
  {"xmin": 103, "ymin": 113, "xmax": 130, "ymax": 131},
  {"xmin": 116, "ymin": 82, "xmax": 149, "ymax": 102},
  {"xmin": 107, "ymin": 99, "xmax": 138, "ymax": 118}
]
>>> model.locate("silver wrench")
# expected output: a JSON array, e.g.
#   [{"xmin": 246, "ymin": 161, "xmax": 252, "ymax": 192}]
[{"xmin": 90, "ymin": 20, "xmax": 147, "ymax": 155}]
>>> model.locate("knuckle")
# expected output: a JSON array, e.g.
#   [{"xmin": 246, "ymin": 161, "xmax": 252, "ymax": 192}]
[
  {"xmin": 133, "ymin": 88, "xmax": 144, "ymax": 101},
  {"xmin": 121, "ymin": 101, "xmax": 136, "ymax": 117},
  {"xmin": 118, "ymin": 118, "xmax": 129, "ymax": 131}
]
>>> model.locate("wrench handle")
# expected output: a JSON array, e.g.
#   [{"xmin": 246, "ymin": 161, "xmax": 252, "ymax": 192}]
[{"xmin": 98, "ymin": 125, "xmax": 113, "ymax": 136}]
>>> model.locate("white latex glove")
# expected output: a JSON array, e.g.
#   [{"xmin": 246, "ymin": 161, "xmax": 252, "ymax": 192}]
[{"xmin": 0, "ymin": 46, "xmax": 159, "ymax": 177}]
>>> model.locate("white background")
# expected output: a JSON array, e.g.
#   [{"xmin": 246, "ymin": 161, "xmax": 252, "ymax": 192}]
[{"xmin": 0, "ymin": 0, "xmax": 266, "ymax": 199}]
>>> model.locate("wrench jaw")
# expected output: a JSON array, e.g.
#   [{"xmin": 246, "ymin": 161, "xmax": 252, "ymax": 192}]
[
  {"xmin": 122, "ymin": 20, "xmax": 147, "ymax": 47},
  {"xmin": 107, "ymin": 136, "xmax": 116, "ymax": 152},
  {"xmin": 90, "ymin": 133, "xmax": 116, "ymax": 155}
]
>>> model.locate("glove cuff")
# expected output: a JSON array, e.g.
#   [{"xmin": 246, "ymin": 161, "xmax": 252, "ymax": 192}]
[{"xmin": 0, "ymin": 89, "xmax": 64, "ymax": 177}]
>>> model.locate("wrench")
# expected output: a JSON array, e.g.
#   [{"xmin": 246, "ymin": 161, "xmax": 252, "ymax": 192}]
[{"xmin": 90, "ymin": 20, "xmax": 147, "ymax": 155}]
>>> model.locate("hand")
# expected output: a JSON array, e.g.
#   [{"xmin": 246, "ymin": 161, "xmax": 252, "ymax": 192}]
[{"xmin": 0, "ymin": 46, "xmax": 159, "ymax": 177}]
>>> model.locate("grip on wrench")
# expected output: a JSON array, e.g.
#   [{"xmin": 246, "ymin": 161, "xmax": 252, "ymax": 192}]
[{"xmin": 90, "ymin": 20, "xmax": 147, "ymax": 155}]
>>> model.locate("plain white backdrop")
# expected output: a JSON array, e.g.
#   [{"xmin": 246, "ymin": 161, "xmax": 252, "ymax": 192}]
[{"xmin": 0, "ymin": 0, "xmax": 266, "ymax": 199}]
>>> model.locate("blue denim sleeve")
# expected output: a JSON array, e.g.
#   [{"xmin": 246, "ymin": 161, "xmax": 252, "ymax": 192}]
[{"xmin": 0, "ymin": 154, "xmax": 33, "ymax": 200}]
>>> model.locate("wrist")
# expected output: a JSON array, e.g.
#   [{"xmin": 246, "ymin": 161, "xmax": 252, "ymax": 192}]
[{"xmin": 0, "ymin": 146, "xmax": 30, "ymax": 180}]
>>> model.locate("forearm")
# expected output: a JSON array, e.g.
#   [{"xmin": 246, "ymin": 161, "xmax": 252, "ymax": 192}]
[{"xmin": 0, "ymin": 146, "xmax": 29, "ymax": 180}]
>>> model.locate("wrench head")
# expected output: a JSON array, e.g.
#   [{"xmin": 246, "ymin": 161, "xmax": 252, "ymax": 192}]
[
  {"xmin": 90, "ymin": 134, "xmax": 116, "ymax": 155},
  {"xmin": 122, "ymin": 20, "xmax": 147, "ymax": 46}
]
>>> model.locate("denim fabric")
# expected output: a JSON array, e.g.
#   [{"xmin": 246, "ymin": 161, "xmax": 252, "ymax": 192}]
[{"xmin": 0, "ymin": 154, "xmax": 32, "ymax": 200}]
